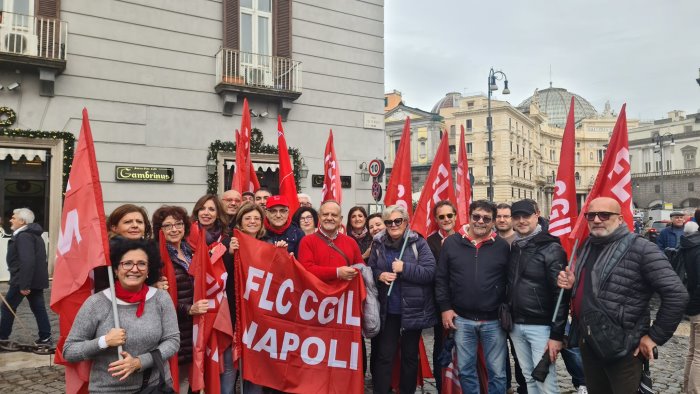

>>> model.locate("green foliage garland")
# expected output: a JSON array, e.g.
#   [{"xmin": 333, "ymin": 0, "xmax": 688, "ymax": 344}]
[
  {"xmin": 207, "ymin": 128, "xmax": 302, "ymax": 194},
  {"xmin": 0, "ymin": 128, "xmax": 75, "ymax": 195}
]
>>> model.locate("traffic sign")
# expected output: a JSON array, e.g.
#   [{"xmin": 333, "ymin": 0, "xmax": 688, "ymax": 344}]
[
  {"xmin": 368, "ymin": 159, "xmax": 384, "ymax": 177},
  {"xmin": 371, "ymin": 181, "xmax": 383, "ymax": 202}
]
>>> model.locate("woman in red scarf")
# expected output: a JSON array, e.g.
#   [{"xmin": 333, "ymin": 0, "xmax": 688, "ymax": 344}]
[{"xmin": 63, "ymin": 239, "xmax": 180, "ymax": 392}]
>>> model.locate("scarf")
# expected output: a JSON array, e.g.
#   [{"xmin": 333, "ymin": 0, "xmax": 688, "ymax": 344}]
[
  {"xmin": 114, "ymin": 281, "xmax": 148, "ymax": 318},
  {"xmin": 350, "ymin": 227, "xmax": 368, "ymax": 240},
  {"xmin": 573, "ymin": 225, "xmax": 632, "ymax": 296},
  {"xmin": 205, "ymin": 225, "xmax": 222, "ymax": 245},
  {"xmin": 265, "ymin": 218, "xmax": 291, "ymax": 235},
  {"xmin": 514, "ymin": 225, "xmax": 542, "ymax": 248},
  {"xmin": 383, "ymin": 231, "xmax": 406, "ymax": 250}
]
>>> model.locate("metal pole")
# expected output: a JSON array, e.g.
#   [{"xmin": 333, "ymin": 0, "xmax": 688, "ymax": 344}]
[
  {"xmin": 487, "ymin": 69, "xmax": 493, "ymax": 201},
  {"xmin": 659, "ymin": 139, "xmax": 665, "ymax": 208},
  {"xmin": 387, "ymin": 228, "xmax": 411, "ymax": 296},
  {"xmin": 552, "ymin": 238, "xmax": 580, "ymax": 323},
  {"xmin": 107, "ymin": 266, "xmax": 124, "ymax": 359}
]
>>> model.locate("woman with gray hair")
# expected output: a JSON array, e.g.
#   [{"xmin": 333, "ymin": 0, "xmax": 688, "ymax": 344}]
[{"xmin": 368, "ymin": 205, "xmax": 437, "ymax": 394}]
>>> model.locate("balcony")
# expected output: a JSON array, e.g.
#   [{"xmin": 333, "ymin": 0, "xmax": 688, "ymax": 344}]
[
  {"xmin": 0, "ymin": 12, "xmax": 68, "ymax": 96},
  {"xmin": 215, "ymin": 48, "xmax": 302, "ymax": 118}
]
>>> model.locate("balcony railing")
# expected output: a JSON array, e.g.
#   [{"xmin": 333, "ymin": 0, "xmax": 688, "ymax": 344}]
[
  {"xmin": 216, "ymin": 48, "xmax": 301, "ymax": 94},
  {"xmin": 0, "ymin": 12, "xmax": 67, "ymax": 60}
]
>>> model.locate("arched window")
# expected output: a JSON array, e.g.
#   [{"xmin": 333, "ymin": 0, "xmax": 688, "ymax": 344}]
[{"xmin": 575, "ymin": 172, "xmax": 581, "ymax": 185}]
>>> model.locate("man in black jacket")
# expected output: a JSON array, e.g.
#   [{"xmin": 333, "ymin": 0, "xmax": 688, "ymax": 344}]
[
  {"xmin": 508, "ymin": 200, "xmax": 569, "ymax": 393},
  {"xmin": 558, "ymin": 197, "xmax": 688, "ymax": 393},
  {"xmin": 0, "ymin": 208, "xmax": 51, "ymax": 346},
  {"xmin": 436, "ymin": 199, "xmax": 510, "ymax": 393}
]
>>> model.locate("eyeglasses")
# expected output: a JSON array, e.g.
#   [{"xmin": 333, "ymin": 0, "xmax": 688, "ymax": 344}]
[
  {"xmin": 496, "ymin": 214, "xmax": 511, "ymax": 219},
  {"xmin": 470, "ymin": 214, "xmax": 493, "ymax": 224},
  {"xmin": 512, "ymin": 213, "xmax": 533, "ymax": 221},
  {"xmin": 300, "ymin": 215, "xmax": 314, "ymax": 222},
  {"xmin": 384, "ymin": 218, "xmax": 405, "ymax": 227},
  {"xmin": 438, "ymin": 213, "xmax": 455, "ymax": 220},
  {"xmin": 161, "ymin": 222, "xmax": 184, "ymax": 231},
  {"xmin": 222, "ymin": 198, "xmax": 241, "ymax": 204},
  {"xmin": 584, "ymin": 211, "xmax": 619, "ymax": 221},
  {"xmin": 120, "ymin": 260, "xmax": 148, "ymax": 271},
  {"xmin": 268, "ymin": 208, "xmax": 289, "ymax": 215}
]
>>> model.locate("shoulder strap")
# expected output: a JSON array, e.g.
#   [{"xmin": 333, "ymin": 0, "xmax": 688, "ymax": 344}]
[{"xmin": 314, "ymin": 232, "xmax": 351, "ymax": 266}]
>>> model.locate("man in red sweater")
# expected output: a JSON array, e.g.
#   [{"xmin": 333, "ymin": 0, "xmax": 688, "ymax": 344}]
[{"xmin": 298, "ymin": 200, "xmax": 364, "ymax": 282}]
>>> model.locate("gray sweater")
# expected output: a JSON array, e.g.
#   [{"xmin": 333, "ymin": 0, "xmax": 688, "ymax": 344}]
[{"xmin": 63, "ymin": 287, "xmax": 180, "ymax": 393}]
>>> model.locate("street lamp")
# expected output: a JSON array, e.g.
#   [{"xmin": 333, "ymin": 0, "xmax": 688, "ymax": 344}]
[
  {"xmin": 652, "ymin": 132, "xmax": 675, "ymax": 209},
  {"xmin": 487, "ymin": 67, "xmax": 510, "ymax": 201}
]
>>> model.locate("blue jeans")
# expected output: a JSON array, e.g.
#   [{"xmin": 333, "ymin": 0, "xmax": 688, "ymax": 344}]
[
  {"xmin": 510, "ymin": 324, "xmax": 559, "ymax": 394},
  {"xmin": 454, "ymin": 317, "xmax": 507, "ymax": 393},
  {"xmin": 561, "ymin": 346, "xmax": 585, "ymax": 388},
  {"xmin": 0, "ymin": 286, "xmax": 51, "ymax": 340},
  {"xmin": 221, "ymin": 347, "xmax": 263, "ymax": 394}
]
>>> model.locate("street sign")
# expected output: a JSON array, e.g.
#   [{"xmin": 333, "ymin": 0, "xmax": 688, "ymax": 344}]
[
  {"xmin": 368, "ymin": 159, "xmax": 384, "ymax": 177},
  {"xmin": 371, "ymin": 181, "xmax": 383, "ymax": 202}
]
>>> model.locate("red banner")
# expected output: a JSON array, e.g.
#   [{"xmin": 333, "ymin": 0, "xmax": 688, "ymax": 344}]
[
  {"xmin": 321, "ymin": 130, "xmax": 342, "ymax": 204},
  {"xmin": 384, "ymin": 117, "xmax": 413, "ymax": 215},
  {"xmin": 233, "ymin": 98, "xmax": 253, "ymax": 193},
  {"xmin": 277, "ymin": 116, "xmax": 300, "ymax": 216},
  {"xmin": 234, "ymin": 230, "xmax": 364, "ymax": 393},
  {"xmin": 455, "ymin": 125, "xmax": 472, "ymax": 226}
]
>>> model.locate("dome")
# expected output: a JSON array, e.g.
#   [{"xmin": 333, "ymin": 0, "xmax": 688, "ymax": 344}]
[
  {"xmin": 431, "ymin": 92, "xmax": 462, "ymax": 113},
  {"xmin": 517, "ymin": 87, "xmax": 598, "ymax": 128}
]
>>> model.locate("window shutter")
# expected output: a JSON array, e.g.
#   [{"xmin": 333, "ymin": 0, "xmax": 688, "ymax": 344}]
[
  {"xmin": 36, "ymin": 0, "xmax": 60, "ymax": 18},
  {"xmin": 273, "ymin": 0, "xmax": 291, "ymax": 57},
  {"xmin": 223, "ymin": 0, "xmax": 240, "ymax": 50}
]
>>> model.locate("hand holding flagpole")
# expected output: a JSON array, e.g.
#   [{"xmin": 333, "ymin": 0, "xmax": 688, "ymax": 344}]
[{"xmin": 387, "ymin": 228, "xmax": 411, "ymax": 296}]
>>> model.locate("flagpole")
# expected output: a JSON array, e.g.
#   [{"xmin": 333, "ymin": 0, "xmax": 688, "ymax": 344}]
[
  {"xmin": 387, "ymin": 228, "xmax": 411, "ymax": 296},
  {"xmin": 551, "ymin": 238, "xmax": 579, "ymax": 323},
  {"xmin": 106, "ymin": 266, "xmax": 124, "ymax": 359}
]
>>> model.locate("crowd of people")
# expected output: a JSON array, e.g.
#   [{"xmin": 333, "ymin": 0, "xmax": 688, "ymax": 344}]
[{"xmin": 2, "ymin": 190, "xmax": 700, "ymax": 394}]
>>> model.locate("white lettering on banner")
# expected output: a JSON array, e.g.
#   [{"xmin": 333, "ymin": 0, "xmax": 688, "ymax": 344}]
[
  {"xmin": 319, "ymin": 297, "xmax": 339, "ymax": 324},
  {"xmin": 244, "ymin": 267, "xmax": 265, "ymax": 299},
  {"xmin": 322, "ymin": 153, "xmax": 338, "ymax": 200},
  {"xmin": 549, "ymin": 180, "xmax": 572, "ymax": 236},
  {"xmin": 425, "ymin": 165, "xmax": 450, "ymax": 230},
  {"xmin": 253, "ymin": 328, "xmax": 279, "ymax": 359},
  {"xmin": 277, "ymin": 279, "xmax": 294, "ymax": 315},
  {"xmin": 259, "ymin": 272, "xmax": 275, "ymax": 311},
  {"xmin": 301, "ymin": 337, "xmax": 326, "ymax": 365},
  {"xmin": 328, "ymin": 339, "xmax": 346, "ymax": 368},
  {"xmin": 280, "ymin": 332, "xmax": 300, "ymax": 361},
  {"xmin": 396, "ymin": 185, "xmax": 409, "ymax": 210},
  {"xmin": 57, "ymin": 209, "xmax": 82, "ymax": 255},
  {"xmin": 300, "ymin": 289, "xmax": 318, "ymax": 321},
  {"xmin": 606, "ymin": 148, "xmax": 631, "ymax": 203}
]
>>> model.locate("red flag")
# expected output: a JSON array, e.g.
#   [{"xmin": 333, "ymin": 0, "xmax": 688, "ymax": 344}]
[
  {"xmin": 569, "ymin": 104, "xmax": 634, "ymax": 252},
  {"xmin": 385, "ymin": 117, "xmax": 413, "ymax": 216},
  {"xmin": 321, "ymin": 130, "xmax": 342, "ymax": 203},
  {"xmin": 277, "ymin": 116, "xmax": 300, "ymax": 216},
  {"xmin": 232, "ymin": 98, "xmax": 253, "ymax": 193},
  {"xmin": 549, "ymin": 98, "xmax": 579, "ymax": 257},
  {"xmin": 232, "ymin": 128, "xmax": 261, "ymax": 193},
  {"xmin": 411, "ymin": 131, "xmax": 457, "ymax": 238},
  {"xmin": 188, "ymin": 224, "xmax": 229, "ymax": 392},
  {"xmin": 50, "ymin": 108, "xmax": 110, "ymax": 394},
  {"xmin": 456, "ymin": 125, "xmax": 472, "ymax": 225},
  {"xmin": 158, "ymin": 234, "xmax": 180, "ymax": 393}
]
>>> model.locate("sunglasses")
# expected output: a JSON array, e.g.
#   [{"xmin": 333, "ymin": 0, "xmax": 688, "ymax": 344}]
[
  {"xmin": 512, "ymin": 213, "xmax": 533, "ymax": 221},
  {"xmin": 584, "ymin": 211, "xmax": 619, "ymax": 221},
  {"xmin": 471, "ymin": 214, "xmax": 493, "ymax": 224},
  {"xmin": 438, "ymin": 213, "xmax": 455, "ymax": 220},
  {"xmin": 384, "ymin": 218, "xmax": 405, "ymax": 227}
]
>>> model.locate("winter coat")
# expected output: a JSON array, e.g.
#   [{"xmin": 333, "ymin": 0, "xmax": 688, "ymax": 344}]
[
  {"xmin": 263, "ymin": 224, "xmax": 305, "ymax": 256},
  {"xmin": 507, "ymin": 231, "xmax": 569, "ymax": 340},
  {"xmin": 7, "ymin": 223, "xmax": 48, "ymax": 290},
  {"xmin": 435, "ymin": 233, "xmax": 510, "ymax": 320},
  {"xmin": 368, "ymin": 230, "xmax": 437, "ymax": 330},
  {"xmin": 681, "ymin": 232, "xmax": 700, "ymax": 315},
  {"xmin": 657, "ymin": 225, "xmax": 684, "ymax": 250},
  {"xmin": 573, "ymin": 233, "xmax": 688, "ymax": 347},
  {"xmin": 167, "ymin": 244, "xmax": 195, "ymax": 365}
]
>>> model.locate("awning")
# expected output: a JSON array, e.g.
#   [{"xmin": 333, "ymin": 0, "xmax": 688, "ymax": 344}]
[
  {"xmin": 0, "ymin": 147, "xmax": 47, "ymax": 162},
  {"xmin": 224, "ymin": 160, "xmax": 281, "ymax": 172}
]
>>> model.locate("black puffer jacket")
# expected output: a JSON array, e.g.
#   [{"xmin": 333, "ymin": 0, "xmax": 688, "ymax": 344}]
[
  {"xmin": 507, "ymin": 231, "xmax": 569, "ymax": 340},
  {"xmin": 681, "ymin": 232, "xmax": 700, "ymax": 315},
  {"xmin": 167, "ymin": 245, "xmax": 195, "ymax": 365},
  {"xmin": 573, "ymin": 232, "xmax": 688, "ymax": 347},
  {"xmin": 369, "ymin": 230, "xmax": 437, "ymax": 330},
  {"xmin": 7, "ymin": 223, "xmax": 48, "ymax": 290}
]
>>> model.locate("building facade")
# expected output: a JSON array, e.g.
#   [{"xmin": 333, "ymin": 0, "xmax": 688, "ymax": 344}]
[
  {"xmin": 629, "ymin": 110, "xmax": 700, "ymax": 209},
  {"xmin": 0, "ymin": 0, "xmax": 385, "ymax": 273}
]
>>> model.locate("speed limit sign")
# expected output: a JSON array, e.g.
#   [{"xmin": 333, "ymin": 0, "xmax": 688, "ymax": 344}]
[{"xmin": 368, "ymin": 159, "xmax": 384, "ymax": 177}]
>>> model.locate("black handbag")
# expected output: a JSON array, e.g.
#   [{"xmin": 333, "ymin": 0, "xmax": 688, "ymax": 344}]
[
  {"xmin": 637, "ymin": 359, "xmax": 653, "ymax": 394},
  {"xmin": 499, "ymin": 303, "xmax": 513, "ymax": 332},
  {"xmin": 138, "ymin": 350, "xmax": 176, "ymax": 394}
]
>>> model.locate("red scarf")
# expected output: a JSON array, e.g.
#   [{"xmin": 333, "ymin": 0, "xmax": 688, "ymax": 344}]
[
  {"xmin": 264, "ymin": 217, "xmax": 292, "ymax": 235},
  {"xmin": 114, "ymin": 281, "xmax": 148, "ymax": 317}
]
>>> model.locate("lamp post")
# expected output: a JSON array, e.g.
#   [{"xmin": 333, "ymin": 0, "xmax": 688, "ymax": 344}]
[
  {"xmin": 652, "ymin": 132, "xmax": 675, "ymax": 209},
  {"xmin": 487, "ymin": 67, "xmax": 510, "ymax": 201}
]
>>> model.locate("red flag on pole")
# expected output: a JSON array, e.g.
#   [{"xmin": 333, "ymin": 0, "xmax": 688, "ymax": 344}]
[
  {"xmin": 411, "ymin": 131, "xmax": 457, "ymax": 238},
  {"xmin": 232, "ymin": 98, "xmax": 253, "ymax": 193},
  {"xmin": 50, "ymin": 108, "xmax": 111, "ymax": 394},
  {"xmin": 455, "ymin": 125, "xmax": 472, "ymax": 225},
  {"xmin": 277, "ymin": 116, "xmax": 300, "ymax": 215},
  {"xmin": 158, "ymin": 234, "xmax": 180, "ymax": 393},
  {"xmin": 569, "ymin": 104, "xmax": 634, "ymax": 252},
  {"xmin": 548, "ymin": 98, "xmax": 579, "ymax": 258},
  {"xmin": 233, "ymin": 128, "xmax": 261, "ymax": 193},
  {"xmin": 321, "ymin": 130, "xmax": 342, "ymax": 203},
  {"xmin": 384, "ymin": 117, "xmax": 413, "ymax": 216}
]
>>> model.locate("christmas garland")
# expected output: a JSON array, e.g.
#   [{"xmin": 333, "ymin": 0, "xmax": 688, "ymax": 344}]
[
  {"xmin": 0, "ymin": 107, "xmax": 17, "ymax": 127},
  {"xmin": 207, "ymin": 128, "xmax": 302, "ymax": 194},
  {"xmin": 0, "ymin": 128, "xmax": 75, "ymax": 195}
]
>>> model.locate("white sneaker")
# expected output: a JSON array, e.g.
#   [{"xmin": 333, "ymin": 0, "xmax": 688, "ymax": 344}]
[{"xmin": 577, "ymin": 386, "xmax": 588, "ymax": 394}]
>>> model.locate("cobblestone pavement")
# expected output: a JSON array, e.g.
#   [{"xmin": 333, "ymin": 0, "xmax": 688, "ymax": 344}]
[{"xmin": 0, "ymin": 282, "xmax": 691, "ymax": 393}]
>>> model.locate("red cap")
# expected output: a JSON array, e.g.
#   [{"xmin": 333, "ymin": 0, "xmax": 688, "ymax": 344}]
[{"xmin": 266, "ymin": 195, "xmax": 289, "ymax": 209}]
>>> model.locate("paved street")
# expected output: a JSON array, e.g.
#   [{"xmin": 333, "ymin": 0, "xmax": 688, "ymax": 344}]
[{"xmin": 0, "ymin": 282, "xmax": 691, "ymax": 393}]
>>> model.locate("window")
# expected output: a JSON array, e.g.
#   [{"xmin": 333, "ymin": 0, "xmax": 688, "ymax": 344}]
[
  {"xmin": 511, "ymin": 166, "xmax": 513, "ymax": 176},
  {"xmin": 576, "ymin": 152, "xmax": 580, "ymax": 163},
  {"xmin": 666, "ymin": 159, "xmax": 672, "ymax": 171},
  {"xmin": 517, "ymin": 144, "xmax": 520, "ymax": 155},
  {"xmin": 517, "ymin": 168, "xmax": 520, "ymax": 177},
  {"xmin": 597, "ymin": 149, "xmax": 605, "ymax": 163},
  {"xmin": 575, "ymin": 172, "xmax": 581, "ymax": 186},
  {"xmin": 510, "ymin": 141, "xmax": 513, "ymax": 152},
  {"xmin": 509, "ymin": 118, "xmax": 512, "ymax": 130},
  {"xmin": 449, "ymin": 145, "xmax": 456, "ymax": 154},
  {"xmin": 466, "ymin": 119, "xmax": 473, "ymax": 131},
  {"xmin": 486, "ymin": 166, "xmax": 492, "ymax": 177},
  {"xmin": 686, "ymin": 152, "xmax": 697, "ymax": 169},
  {"xmin": 450, "ymin": 125, "xmax": 456, "ymax": 136},
  {"xmin": 241, "ymin": 0, "xmax": 272, "ymax": 56},
  {"xmin": 466, "ymin": 142, "xmax": 472, "ymax": 154},
  {"xmin": 518, "ymin": 189, "xmax": 521, "ymax": 198},
  {"xmin": 690, "ymin": 183, "xmax": 695, "ymax": 192},
  {"xmin": 589, "ymin": 152, "xmax": 594, "ymax": 161},
  {"xmin": 393, "ymin": 140, "xmax": 400, "ymax": 159},
  {"xmin": 655, "ymin": 185, "xmax": 660, "ymax": 193},
  {"xmin": 512, "ymin": 187, "xmax": 515, "ymax": 197}
]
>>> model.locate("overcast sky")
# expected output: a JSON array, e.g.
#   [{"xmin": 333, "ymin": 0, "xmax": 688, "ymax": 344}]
[{"xmin": 385, "ymin": 0, "xmax": 700, "ymax": 121}]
